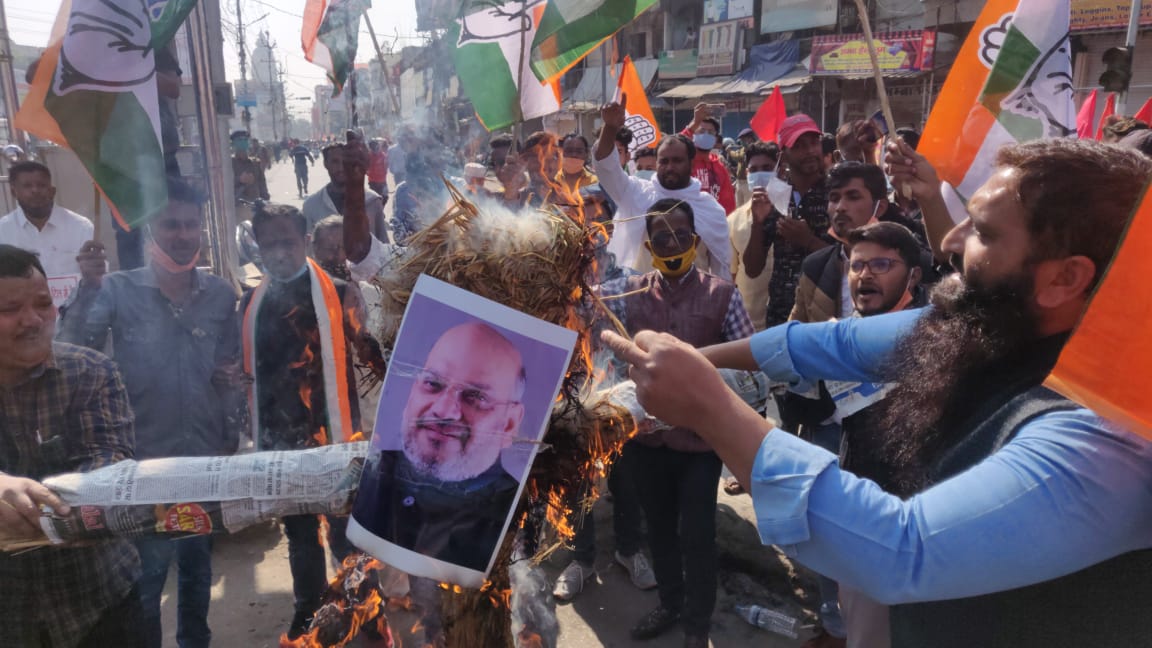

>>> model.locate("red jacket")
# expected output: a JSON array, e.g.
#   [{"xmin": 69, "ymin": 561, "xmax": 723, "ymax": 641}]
[
  {"xmin": 368, "ymin": 150, "xmax": 389, "ymax": 183},
  {"xmin": 680, "ymin": 127, "xmax": 736, "ymax": 214}
]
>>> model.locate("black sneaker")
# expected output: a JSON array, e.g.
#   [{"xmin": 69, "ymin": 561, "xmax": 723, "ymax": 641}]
[
  {"xmin": 630, "ymin": 606, "xmax": 681, "ymax": 641},
  {"xmin": 287, "ymin": 610, "xmax": 314, "ymax": 640}
]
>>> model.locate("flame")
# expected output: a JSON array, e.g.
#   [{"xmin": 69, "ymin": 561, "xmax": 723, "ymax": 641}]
[
  {"xmin": 545, "ymin": 489, "xmax": 574, "ymax": 541},
  {"xmin": 279, "ymin": 554, "xmax": 395, "ymax": 648},
  {"xmin": 349, "ymin": 431, "xmax": 366, "ymax": 442},
  {"xmin": 314, "ymin": 426, "xmax": 328, "ymax": 447}
]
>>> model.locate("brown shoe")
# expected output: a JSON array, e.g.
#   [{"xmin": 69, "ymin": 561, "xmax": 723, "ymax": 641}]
[{"xmin": 801, "ymin": 630, "xmax": 847, "ymax": 648}]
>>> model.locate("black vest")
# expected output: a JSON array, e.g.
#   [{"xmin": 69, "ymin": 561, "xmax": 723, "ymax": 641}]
[{"xmin": 890, "ymin": 386, "xmax": 1152, "ymax": 647}]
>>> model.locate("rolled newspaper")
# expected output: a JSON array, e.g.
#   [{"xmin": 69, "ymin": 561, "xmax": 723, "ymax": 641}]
[{"xmin": 0, "ymin": 443, "xmax": 368, "ymax": 551}]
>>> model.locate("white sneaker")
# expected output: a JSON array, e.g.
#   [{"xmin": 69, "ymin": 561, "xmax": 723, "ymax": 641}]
[
  {"xmin": 615, "ymin": 550, "xmax": 657, "ymax": 590},
  {"xmin": 552, "ymin": 560, "xmax": 595, "ymax": 601}
]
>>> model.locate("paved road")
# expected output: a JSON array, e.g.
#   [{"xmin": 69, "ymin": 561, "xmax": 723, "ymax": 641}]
[{"xmin": 155, "ymin": 162, "xmax": 815, "ymax": 647}]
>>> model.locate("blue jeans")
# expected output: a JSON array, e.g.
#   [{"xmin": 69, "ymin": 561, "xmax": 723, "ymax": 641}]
[
  {"xmin": 135, "ymin": 535, "xmax": 213, "ymax": 648},
  {"xmin": 283, "ymin": 515, "xmax": 355, "ymax": 615},
  {"xmin": 805, "ymin": 421, "xmax": 846, "ymax": 639},
  {"xmin": 572, "ymin": 441, "xmax": 643, "ymax": 564}
]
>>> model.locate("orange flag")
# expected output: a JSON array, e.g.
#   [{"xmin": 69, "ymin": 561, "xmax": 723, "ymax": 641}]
[
  {"xmin": 1046, "ymin": 185, "xmax": 1152, "ymax": 440},
  {"xmin": 616, "ymin": 56, "xmax": 659, "ymax": 154},
  {"xmin": 1095, "ymin": 92, "xmax": 1116, "ymax": 140}
]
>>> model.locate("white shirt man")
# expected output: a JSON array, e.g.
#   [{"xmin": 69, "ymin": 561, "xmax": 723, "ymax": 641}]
[{"xmin": 0, "ymin": 162, "xmax": 94, "ymax": 306}]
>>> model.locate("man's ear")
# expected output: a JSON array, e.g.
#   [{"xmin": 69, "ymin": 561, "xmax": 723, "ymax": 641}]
[
  {"xmin": 1033, "ymin": 255, "xmax": 1097, "ymax": 309},
  {"xmin": 907, "ymin": 265, "xmax": 922, "ymax": 289},
  {"xmin": 501, "ymin": 403, "xmax": 526, "ymax": 449},
  {"xmin": 643, "ymin": 239, "xmax": 654, "ymax": 255}
]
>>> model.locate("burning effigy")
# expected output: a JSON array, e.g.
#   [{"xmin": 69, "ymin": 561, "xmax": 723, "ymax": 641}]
[{"xmin": 346, "ymin": 182, "xmax": 637, "ymax": 648}]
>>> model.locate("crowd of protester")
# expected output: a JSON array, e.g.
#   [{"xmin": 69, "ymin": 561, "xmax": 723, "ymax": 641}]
[{"xmin": 3, "ymin": 98, "xmax": 1152, "ymax": 648}]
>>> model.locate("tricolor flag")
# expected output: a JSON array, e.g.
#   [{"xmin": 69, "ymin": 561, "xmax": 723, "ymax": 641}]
[
  {"xmin": 14, "ymin": 0, "xmax": 199, "ymax": 229},
  {"xmin": 302, "ymin": 0, "xmax": 369, "ymax": 95},
  {"xmin": 616, "ymin": 56, "xmax": 658, "ymax": 154},
  {"xmin": 450, "ymin": 0, "xmax": 560, "ymax": 131},
  {"xmin": 918, "ymin": 0, "xmax": 1074, "ymax": 204},
  {"xmin": 1047, "ymin": 184, "xmax": 1152, "ymax": 441},
  {"xmin": 530, "ymin": 0, "xmax": 657, "ymax": 82}
]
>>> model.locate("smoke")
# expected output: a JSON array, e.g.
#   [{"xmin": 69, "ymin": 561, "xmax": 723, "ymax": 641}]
[{"xmin": 509, "ymin": 554, "xmax": 560, "ymax": 648}]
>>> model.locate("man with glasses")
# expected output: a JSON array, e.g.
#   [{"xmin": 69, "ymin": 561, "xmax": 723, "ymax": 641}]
[
  {"xmin": 351, "ymin": 322, "xmax": 526, "ymax": 572},
  {"xmin": 599, "ymin": 198, "xmax": 753, "ymax": 648},
  {"xmin": 785, "ymin": 161, "xmax": 931, "ymax": 648}
]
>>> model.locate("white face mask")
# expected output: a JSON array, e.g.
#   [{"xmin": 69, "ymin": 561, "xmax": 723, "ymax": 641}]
[
  {"xmin": 693, "ymin": 133, "xmax": 717, "ymax": 152},
  {"xmin": 748, "ymin": 171, "xmax": 776, "ymax": 189},
  {"xmin": 634, "ymin": 169, "xmax": 656, "ymax": 181},
  {"xmin": 766, "ymin": 176, "xmax": 793, "ymax": 215}
]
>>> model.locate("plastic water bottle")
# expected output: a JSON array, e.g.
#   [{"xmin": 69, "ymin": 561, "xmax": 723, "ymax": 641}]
[{"xmin": 734, "ymin": 603, "xmax": 800, "ymax": 639}]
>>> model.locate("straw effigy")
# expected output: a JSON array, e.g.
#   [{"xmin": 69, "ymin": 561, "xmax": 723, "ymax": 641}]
[{"xmin": 365, "ymin": 180, "xmax": 636, "ymax": 647}]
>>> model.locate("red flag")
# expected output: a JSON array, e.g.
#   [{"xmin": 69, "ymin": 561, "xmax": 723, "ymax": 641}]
[
  {"xmin": 1095, "ymin": 93, "xmax": 1116, "ymax": 140},
  {"xmin": 1075, "ymin": 90, "xmax": 1097, "ymax": 139},
  {"xmin": 1135, "ymin": 96, "xmax": 1152, "ymax": 125},
  {"xmin": 750, "ymin": 86, "xmax": 787, "ymax": 143}
]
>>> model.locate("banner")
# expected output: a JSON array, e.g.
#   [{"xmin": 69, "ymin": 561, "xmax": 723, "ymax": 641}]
[
  {"xmin": 705, "ymin": 0, "xmax": 754, "ymax": 22},
  {"xmin": 1071, "ymin": 0, "xmax": 1152, "ymax": 31},
  {"xmin": 760, "ymin": 0, "xmax": 836, "ymax": 34},
  {"xmin": 811, "ymin": 31, "xmax": 937, "ymax": 76}
]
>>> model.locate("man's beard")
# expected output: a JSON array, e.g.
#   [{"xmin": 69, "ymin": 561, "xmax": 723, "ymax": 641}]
[
  {"xmin": 874, "ymin": 271, "xmax": 1041, "ymax": 497},
  {"xmin": 402, "ymin": 418, "xmax": 489, "ymax": 482}
]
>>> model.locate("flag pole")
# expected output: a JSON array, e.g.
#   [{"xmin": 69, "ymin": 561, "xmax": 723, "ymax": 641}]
[
  {"xmin": 363, "ymin": 13, "xmax": 401, "ymax": 114},
  {"xmin": 514, "ymin": 0, "xmax": 528, "ymax": 141},
  {"xmin": 853, "ymin": 0, "xmax": 907, "ymax": 194}
]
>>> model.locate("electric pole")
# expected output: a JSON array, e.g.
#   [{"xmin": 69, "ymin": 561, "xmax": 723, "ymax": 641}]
[
  {"xmin": 278, "ymin": 60, "xmax": 290, "ymax": 141},
  {"xmin": 236, "ymin": 0, "xmax": 251, "ymax": 132},
  {"xmin": 264, "ymin": 32, "xmax": 278, "ymax": 140},
  {"xmin": 0, "ymin": 0, "xmax": 26, "ymax": 149}
]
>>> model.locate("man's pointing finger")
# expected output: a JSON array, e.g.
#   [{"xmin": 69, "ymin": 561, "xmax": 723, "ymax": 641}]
[{"xmin": 600, "ymin": 330, "xmax": 647, "ymax": 366}]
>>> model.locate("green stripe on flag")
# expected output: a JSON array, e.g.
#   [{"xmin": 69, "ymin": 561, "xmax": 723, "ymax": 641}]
[
  {"xmin": 449, "ymin": 20, "xmax": 520, "ymax": 130},
  {"xmin": 979, "ymin": 26, "xmax": 1041, "ymax": 111},
  {"xmin": 149, "ymin": 0, "xmax": 200, "ymax": 47},
  {"xmin": 45, "ymin": 89, "xmax": 167, "ymax": 228},
  {"xmin": 530, "ymin": 0, "xmax": 656, "ymax": 81}
]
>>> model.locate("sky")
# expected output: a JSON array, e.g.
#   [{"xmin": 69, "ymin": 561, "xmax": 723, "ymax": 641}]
[{"xmin": 4, "ymin": 0, "xmax": 423, "ymax": 116}]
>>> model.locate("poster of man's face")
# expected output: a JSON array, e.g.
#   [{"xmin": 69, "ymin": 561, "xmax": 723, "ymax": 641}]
[{"xmin": 347, "ymin": 275, "xmax": 577, "ymax": 588}]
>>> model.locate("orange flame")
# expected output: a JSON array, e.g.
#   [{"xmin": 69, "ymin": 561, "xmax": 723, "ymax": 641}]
[{"xmin": 278, "ymin": 554, "xmax": 395, "ymax": 648}]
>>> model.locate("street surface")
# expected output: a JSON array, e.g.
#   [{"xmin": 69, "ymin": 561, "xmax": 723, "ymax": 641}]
[{"xmin": 156, "ymin": 162, "xmax": 817, "ymax": 647}]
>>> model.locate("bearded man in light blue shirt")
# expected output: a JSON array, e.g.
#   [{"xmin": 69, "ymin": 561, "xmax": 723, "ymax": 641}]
[{"xmin": 603, "ymin": 138, "xmax": 1152, "ymax": 648}]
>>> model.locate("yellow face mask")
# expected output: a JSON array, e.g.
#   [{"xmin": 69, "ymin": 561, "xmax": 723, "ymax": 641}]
[{"xmin": 650, "ymin": 244, "xmax": 697, "ymax": 278}]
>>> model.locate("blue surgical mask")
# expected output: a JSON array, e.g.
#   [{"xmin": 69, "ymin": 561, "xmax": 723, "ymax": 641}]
[
  {"xmin": 748, "ymin": 171, "xmax": 776, "ymax": 189},
  {"xmin": 693, "ymin": 133, "xmax": 717, "ymax": 152},
  {"xmin": 634, "ymin": 169, "xmax": 656, "ymax": 181}
]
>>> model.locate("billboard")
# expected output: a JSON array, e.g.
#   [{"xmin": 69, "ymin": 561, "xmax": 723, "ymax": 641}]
[
  {"xmin": 1070, "ymin": 0, "xmax": 1152, "ymax": 31},
  {"xmin": 810, "ymin": 31, "xmax": 937, "ymax": 76},
  {"xmin": 760, "ymin": 0, "xmax": 837, "ymax": 34}
]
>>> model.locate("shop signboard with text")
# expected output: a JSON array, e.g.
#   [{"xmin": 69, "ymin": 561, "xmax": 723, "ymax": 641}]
[{"xmin": 810, "ymin": 31, "xmax": 937, "ymax": 76}]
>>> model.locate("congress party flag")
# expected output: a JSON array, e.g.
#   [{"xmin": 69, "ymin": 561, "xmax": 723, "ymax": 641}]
[
  {"xmin": 302, "ymin": 0, "xmax": 369, "ymax": 95},
  {"xmin": 14, "ymin": 0, "xmax": 198, "ymax": 229},
  {"xmin": 616, "ymin": 56, "xmax": 658, "ymax": 154},
  {"xmin": 450, "ymin": 0, "xmax": 560, "ymax": 131},
  {"xmin": 918, "ymin": 0, "xmax": 1074, "ymax": 204},
  {"xmin": 530, "ymin": 0, "xmax": 657, "ymax": 82},
  {"xmin": 1046, "ymin": 184, "xmax": 1152, "ymax": 441}
]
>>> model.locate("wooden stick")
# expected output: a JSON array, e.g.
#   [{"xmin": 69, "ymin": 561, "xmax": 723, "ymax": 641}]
[{"xmin": 852, "ymin": 0, "xmax": 910, "ymax": 197}]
